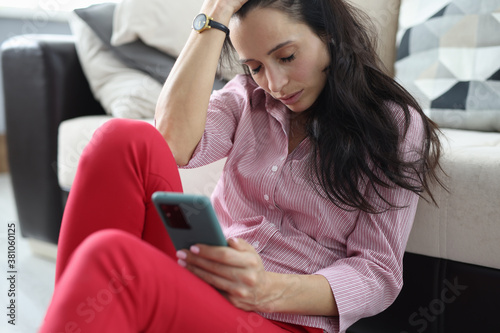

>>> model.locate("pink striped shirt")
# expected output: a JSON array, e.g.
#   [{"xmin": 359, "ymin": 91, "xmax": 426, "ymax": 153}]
[{"xmin": 182, "ymin": 75, "xmax": 423, "ymax": 332}]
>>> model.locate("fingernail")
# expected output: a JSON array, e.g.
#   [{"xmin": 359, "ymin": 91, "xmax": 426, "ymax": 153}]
[
  {"xmin": 190, "ymin": 245, "xmax": 200, "ymax": 254},
  {"xmin": 231, "ymin": 238, "xmax": 239, "ymax": 244},
  {"xmin": 177, "ymin": 259, "xmax": 186, "ymax": 267},
  {"xmin": 176, "ymin": 250, "xmax": 187, "ymax": 260}
]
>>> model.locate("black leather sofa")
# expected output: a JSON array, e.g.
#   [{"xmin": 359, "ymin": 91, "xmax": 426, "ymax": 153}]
[
  {"xmin": 2, "ymin": 34, "xmax": 105, "ymax": 245},
  {"xmin": 2, "ymin": 34, "xmax": 500, "ymax": 333}
]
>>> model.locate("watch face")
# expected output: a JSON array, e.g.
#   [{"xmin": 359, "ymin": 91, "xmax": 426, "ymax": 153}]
[{"xmin": 193, "ymin": 14, "xmax": 207, "ymax": 31}]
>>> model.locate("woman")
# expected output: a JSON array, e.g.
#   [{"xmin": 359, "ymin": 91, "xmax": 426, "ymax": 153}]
[{"xmin": 40, "ymin": 0, "xmax": 443, "ymax": 332}]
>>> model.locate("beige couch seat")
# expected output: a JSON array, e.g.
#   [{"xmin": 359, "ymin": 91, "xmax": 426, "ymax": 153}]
[
  {"xmin": 57, "ymin": 115, "xmax": 226, "ymax": 196},
  {"xmin": 410, "ymin": 129, "xmax": 500, "ymax": 270}
]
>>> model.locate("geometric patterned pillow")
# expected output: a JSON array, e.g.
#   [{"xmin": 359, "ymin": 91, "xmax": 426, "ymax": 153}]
[{"xmin": 395, "ymin": 0, "xmax": 500, "ymax": 131}]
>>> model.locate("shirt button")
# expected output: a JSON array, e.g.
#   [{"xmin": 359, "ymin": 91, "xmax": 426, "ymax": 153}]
[
  {"xmin": 264, "ymin": 194, "xmax": 269, "ymax": 201},
  {"xmin": 271, "ymin": 165, "xmax": 278, "ymax": 172},
  {"xmin": 268, "ymin": 205, "xmax": 274, "ymax": 210},
  {"xmin": 252, "ymin": 241, "xmax": 260, "ymax": 248}
]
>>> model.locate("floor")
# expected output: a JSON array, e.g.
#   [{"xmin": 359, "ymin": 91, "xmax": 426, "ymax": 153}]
[{"xmin": 0, "ymin": 172, "xmax": 56, "ymax": 333}]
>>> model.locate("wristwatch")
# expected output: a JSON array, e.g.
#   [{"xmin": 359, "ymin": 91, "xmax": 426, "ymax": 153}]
[{"xmin": 192, "ymin": 13, "xmax": 230, "ymax": 35}]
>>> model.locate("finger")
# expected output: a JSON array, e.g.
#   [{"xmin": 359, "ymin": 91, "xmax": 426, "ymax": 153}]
[
  {"xmin": 184, "ymin": 260, "xmax": 243, "ymax": 296},
  {"xmin": 186, "ymin": 261, "xmax": 263, "ymax": 313},
  {"xmin": 182, "ymin": 250, "xmax": 247, "ymax": 282},
  {"xmin": 187, "ymin": 252, "xmax": 263, "ymax": 293},
  {"xmin": 186, "ymin": 263, "xmax": 228, "ymax": 289},
  {"xmin": 189, "ymin": 244, "xmax": 251, "ymax": 268}
]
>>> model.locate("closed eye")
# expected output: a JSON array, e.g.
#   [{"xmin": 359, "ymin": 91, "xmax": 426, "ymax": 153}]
[
  {"xmin": 249, "ymin": 54, "xmax": 295, "ymax": 75},
  {"xmin": 251, "ymin": 65, "xmax": 262, "ymax": 75},
  {"xmin": 280, "ymin": 54, "xmax": 296, "ymax": 63}
]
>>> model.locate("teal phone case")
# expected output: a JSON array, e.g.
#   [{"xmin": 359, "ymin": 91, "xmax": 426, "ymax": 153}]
[{"xmin": 152, "ymin": 192, "xmax": 228, "ymax": 250}]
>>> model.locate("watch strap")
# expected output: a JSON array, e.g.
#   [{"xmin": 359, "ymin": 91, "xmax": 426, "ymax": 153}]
[{"xmin": 208, "ymin": 18, "xmax": 230, "ymax": 35}]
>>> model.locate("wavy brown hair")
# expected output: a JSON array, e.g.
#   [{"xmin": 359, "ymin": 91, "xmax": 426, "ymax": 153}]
[{"xmin": 224, "ymin": 0, "xmax": 444, "ymax": 213}]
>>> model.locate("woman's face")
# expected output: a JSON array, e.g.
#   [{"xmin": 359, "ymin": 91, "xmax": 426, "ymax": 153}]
[{"xmin": 229, "ymin": 7, "xmax": 330, "ymax": 113}]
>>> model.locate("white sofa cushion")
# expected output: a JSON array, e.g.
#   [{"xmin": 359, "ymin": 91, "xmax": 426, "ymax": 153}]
[
  {"xmin": 58, "ymin": 115, "xmax": 114, "ymax": 190},
  {"xmin": 111, "ymin": 0, "xmax": 242, "ymax": 81},
  {"xmin": 111, "ymin": 0, "xmax": 202, "ymax": 59},
  {"xmin": 68, "ymin": 12, "xmax": 162, "ymax": 119},
  {"xmin": 57, "ymin": 116, "xmax": 225, "ymax": 195},
  {"xmin": 408, "ymin": 128, "xmax": 500, "ymax": 269}
]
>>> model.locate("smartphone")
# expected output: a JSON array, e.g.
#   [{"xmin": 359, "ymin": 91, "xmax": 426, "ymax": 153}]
[{"xmin": 152, "ymin": 192, "xmax": 228, "ymax": 250}]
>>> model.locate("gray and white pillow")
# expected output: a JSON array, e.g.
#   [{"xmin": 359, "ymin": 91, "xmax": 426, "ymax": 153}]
[
  {"xmin": 69, "ymin": 7, "xmax": 164, "ymax": 119},
  {"xmin": 395, "ymin": 0, "xmax": 500, "ymax": 131},
  {"xmin": 70, "ymin": 2, "xmax": 226, "ymax": 118},
  {"xmin": 74, "ymin": 3, "xmax": 178, "ymax": 85}
]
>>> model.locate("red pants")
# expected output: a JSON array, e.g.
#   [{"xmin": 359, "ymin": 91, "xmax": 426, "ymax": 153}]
[{"xmin": 40, "ymin": 119, "xmax": 321, "ymax": 333}]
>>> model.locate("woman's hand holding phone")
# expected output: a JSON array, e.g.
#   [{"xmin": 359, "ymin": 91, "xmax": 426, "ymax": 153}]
[{"xmin": 176, "ymin": 238, "xmax": 282, "ymax": 313}]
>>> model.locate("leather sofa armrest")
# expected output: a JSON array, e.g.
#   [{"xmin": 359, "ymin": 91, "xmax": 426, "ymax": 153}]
[{"xmin": 2, "ymin": 34, "xmax": 105, "ymax": 244}]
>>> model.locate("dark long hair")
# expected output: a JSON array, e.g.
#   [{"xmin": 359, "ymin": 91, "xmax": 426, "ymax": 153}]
[{"xmin": 226, "ymin": 0, "xmax": 444, "ymax": 213}]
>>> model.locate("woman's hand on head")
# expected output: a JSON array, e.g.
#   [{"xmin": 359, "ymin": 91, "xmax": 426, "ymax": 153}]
[
  {"xmin": 176, "ymin": 238, "xmax": 278, "ymax": 313},
  {"xmin": 201, "ymin": 0, "xmax": 249, "ymax": 21}
]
